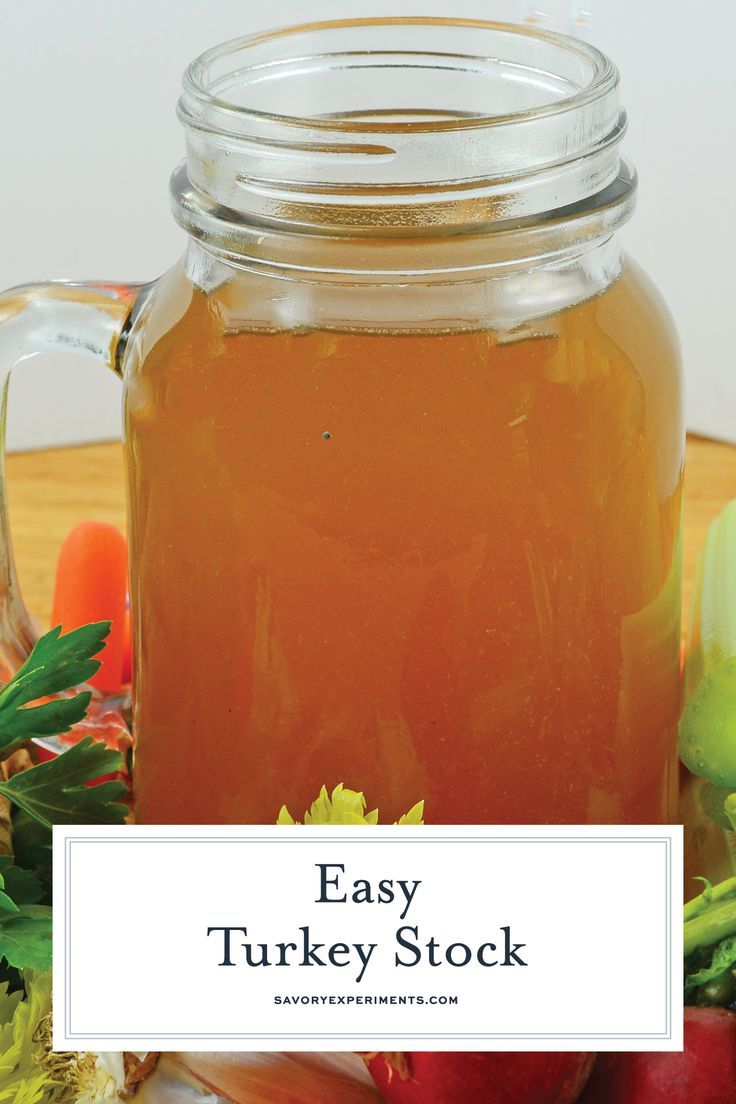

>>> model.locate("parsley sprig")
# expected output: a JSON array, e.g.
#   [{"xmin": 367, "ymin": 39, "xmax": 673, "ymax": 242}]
[
  {"xmin": 0, "ymin": 737, "xmax": 127, "ymax": 829},
  {"xmin": 0, "ymin": 622, "xmax": 110, "ymax": 755},
  {"xmin": 0, "ymin": 621, "xmax": 129, "ymax": 976}
]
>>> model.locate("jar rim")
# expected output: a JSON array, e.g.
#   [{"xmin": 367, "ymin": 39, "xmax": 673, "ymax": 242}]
[
  {"xmin": 174, "ymin": 16, "xmax": 633, "ymax": 265},
  {"xmin": 182, "ymin": 16, "xmax": 617, "ymax": 136}
]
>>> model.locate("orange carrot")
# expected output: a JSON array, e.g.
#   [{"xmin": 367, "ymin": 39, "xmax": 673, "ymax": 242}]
[{"xmin": 51, "ymin": 521, "xmax": 128, "ymax": 693}]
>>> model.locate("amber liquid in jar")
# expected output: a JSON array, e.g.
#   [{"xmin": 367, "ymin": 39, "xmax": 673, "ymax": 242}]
[{"xmin": 127, "ymin": 260, "xmax": 682, "ymax": 826}]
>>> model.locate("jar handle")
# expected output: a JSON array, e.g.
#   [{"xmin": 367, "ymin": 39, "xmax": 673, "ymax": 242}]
[{"xmin": 0, "ymin": 281, "xmax": 141, "ymax": 674}]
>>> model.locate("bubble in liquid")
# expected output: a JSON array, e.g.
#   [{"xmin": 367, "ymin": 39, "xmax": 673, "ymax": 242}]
[{"xmin": 322, "ymin": 431, "xmax": 332, "ymax": 440}]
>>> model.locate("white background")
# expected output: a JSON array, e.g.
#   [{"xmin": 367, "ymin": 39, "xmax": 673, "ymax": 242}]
[
  {"xmin": 0, "ymin": 0, "xmax": 732, "ymax": 450},
  {"xmin": 54, "ymin": 825, "xmax": 682, "ymax": 1052}
]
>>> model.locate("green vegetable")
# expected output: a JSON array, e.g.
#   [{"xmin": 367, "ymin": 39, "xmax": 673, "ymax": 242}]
[
  {"xmin": 684, "ymin": 875, "xmax": 736, "ymax": 923},
  {"xmin": 726, "ymin": 792, "xmax": 736, "ymax": 832},
  {"xmin": 0, "ymin": 876, "xmax": 16, "ymax": 916},
  {"xmin": 685, "ymin": 934, "xmax": 736, "ymax": 994},
  {"xmin": 699, "ymin": 782, "xmax": 736, "ymax": 830},
  {"xmin": 683, "ymin": 501, "xmax": 736, "ymax": 697},
  {"xmin": 0, "ymin": 622, "xmax": 109, "ymax": 757},
  {"xmin": 0, "ymin": 621, "xmax": 128, "ymax": 984},
  {"xmin": 0, "ymin": 908, "xmax": 51, "ymax": 972},
  {"xmin": 278, "ymin": 783, "xmax": 424, "ymax": 826},
  {"xmin": 684, "ymin": 854, "xmax": 736, "ymax": 1006},
  {"xmin": 685, "ymin": 882, "xmax": 736, "ymax": 956},
  {"xmin": 0, "ymin": 737, "xmax": 126, "ymax": 830},
  {"xmin": 696, "ymin": 969, "xmax": 736, "ymax": 1007},
  {"xmin": 678, "ymin": 498, "xmax": 736, "ymax": 1006},
  {"xmin": 0, "ymin": 621, "xmax": 131, "ymax": 1089},
  {"xmin": 9, "ymin": 813, "xmax": 50, "ymax": 880},
  {"xmin": 680, "ymin": 659, "xmax": 736, "ymax": 786},
  {"xmin": 680, "ymin": 500, "xmax": 736, "ymax": 786},
  {"xmin": 0, "ymin": 970, "xmax": 55, "ymax": 1103},
  {"xmin": 0, "ymin": 861, "xmax": 43, "ymax": 908}
]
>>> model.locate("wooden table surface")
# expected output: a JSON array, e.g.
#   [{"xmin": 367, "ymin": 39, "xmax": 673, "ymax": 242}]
[{"xmin": 6, "ymin": 436, "xmax": 736, "ymax": 629}]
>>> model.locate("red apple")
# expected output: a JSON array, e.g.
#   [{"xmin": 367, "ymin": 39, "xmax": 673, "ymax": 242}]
[
  {"xmin": 578, "ymin": 1007, "xmax": 736, "ymax": 1104},
  {"xmin": 365, "ymin": 1051, "xmax": 595, "ymax": 1104}
]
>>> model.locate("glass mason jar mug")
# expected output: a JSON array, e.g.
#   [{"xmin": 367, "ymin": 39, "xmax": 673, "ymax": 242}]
[{"xmin": 0, "ymin": 19, "xmax": 682, "ymax": 826}]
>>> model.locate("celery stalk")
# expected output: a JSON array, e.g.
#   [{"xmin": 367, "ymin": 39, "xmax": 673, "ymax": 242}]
[
  {"xmin": 680, "ymin": 500, "xmax": 736, "ymax": 875},
  {"xmin": 680, "ymin": 499, "xmax": 736, "ymax": 786},
  {"xmin": 684, "ymin": 500, "xmax": 736, "ymax": 698}
]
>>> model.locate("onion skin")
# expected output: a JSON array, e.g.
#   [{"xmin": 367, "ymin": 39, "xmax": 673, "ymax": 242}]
[
  {"xmin": 166, "ymin": 1051, "xmax": 383, "ymax": 1104},
  {"xmin": 366, "ymin": 1051, "xmax": 596, "ymax": 1104}
]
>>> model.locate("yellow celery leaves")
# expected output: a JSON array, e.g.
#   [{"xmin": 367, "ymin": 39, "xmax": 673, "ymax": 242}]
[
  {"xmin": 396, "ymin": 802, "xmax": 425, "ymax": 826},
  {"xmin": 278, "ymin": 783, "xmax": 424, "ymax": 826},
  {"xmin": 0, "ymin": 971, "xmax": 55, "ymax": 1104}
]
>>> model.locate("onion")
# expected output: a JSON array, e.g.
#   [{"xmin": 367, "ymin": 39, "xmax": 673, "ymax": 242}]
[{"xmin": 135, "ymin": 1051, "xmax": 382, "ymax": 1104}]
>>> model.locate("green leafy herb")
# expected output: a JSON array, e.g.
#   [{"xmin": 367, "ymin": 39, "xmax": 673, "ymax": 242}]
[
  {"xmin": 0, "ymin": 737, "xmax": 127, "ymax": 830},
  {"xmin": 278, "ymin": 783, "xmax": 424, "ymax": 826},
  {"xmin": 0, "ymin": 859, "xmax": 44, "ymax": 907},
  {"xmin": 684, "ymin": 871, "xmax": 736, "ymax": 1005},
  {"xmin": 0, "ymin": 873, "xmax": 17, "ymax": 916},
  {"xmin": 9, "ymin": 812, "xmax": 51, "ymax": 878},
  {"xmin": 0, "ymin": 906, "xmax": 51, "ymax": 972},
  {"xmin": 0, "ymin": 970, "xmax": 55, "ymax": 1102},
  {"xmin": 0, "ymin": 622, "xmax": 130, "ymax": 984},
  {"xmin": 685, "ymin": 934, "xmax": 736, "ymax": 994},
  {"xmin": 0, "ymin": 622, "xmax": 110, "ymax": 756}
]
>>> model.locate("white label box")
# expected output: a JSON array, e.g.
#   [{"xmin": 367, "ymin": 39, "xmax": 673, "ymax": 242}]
[{"xmin": 53, "ymin": 824, "xmax": 682, "ymax": 1052}]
